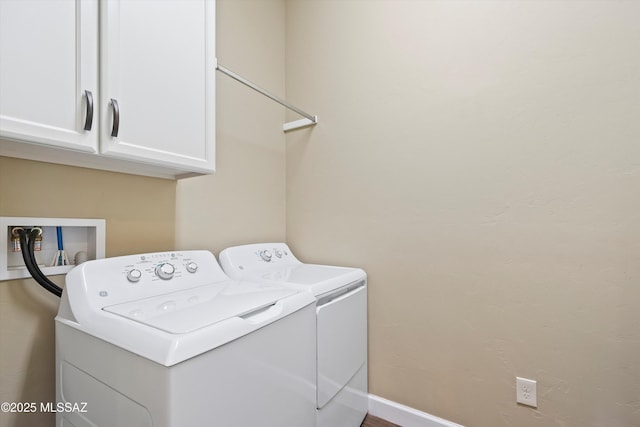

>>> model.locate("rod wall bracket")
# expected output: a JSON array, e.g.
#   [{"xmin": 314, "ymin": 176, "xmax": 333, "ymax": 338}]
[{"xmin": 215, "ymin": 59, "xmax": 318, "ymax": 132}]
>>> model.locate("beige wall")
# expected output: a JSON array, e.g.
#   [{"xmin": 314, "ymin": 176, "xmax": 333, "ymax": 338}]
[
  {"xmin": 176, "ymin": 0, "xmax": 287, "ymax": 252},
  {"xmin": 0, "ymin": 157, "xmax": 175, "ymax": 427},
  {"xmin": 285, "ymin": 1, "xmax": 640, "ymax": 426}
]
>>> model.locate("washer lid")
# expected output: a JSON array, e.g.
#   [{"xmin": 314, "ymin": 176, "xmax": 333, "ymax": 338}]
[{"xmin": 103, "ymin": 280, "xmax": 296, "ymax": 334}]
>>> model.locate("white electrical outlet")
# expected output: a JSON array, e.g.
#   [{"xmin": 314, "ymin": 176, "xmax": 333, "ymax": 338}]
[{"xmin": 516, "ymin": 377, "xmax": 537, "ymax": 407}]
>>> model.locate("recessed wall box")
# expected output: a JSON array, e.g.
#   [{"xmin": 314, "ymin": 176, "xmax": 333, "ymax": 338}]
[{"xmin": 0, "ymin": 217, "xmax": 105, "ymax": 281}]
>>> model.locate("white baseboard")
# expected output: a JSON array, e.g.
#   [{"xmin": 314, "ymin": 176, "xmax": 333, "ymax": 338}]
[{"xmin": 368, "ymin": 394, "xmax": 465, "ymax": 427}]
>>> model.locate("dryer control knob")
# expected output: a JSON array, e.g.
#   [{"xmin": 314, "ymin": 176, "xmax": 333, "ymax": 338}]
[
  {"xmin": 155, "ymin": 262, "xmax": 176, "ymax": 280},
  {"xmin": 274, "ymin": 249, "xmax": 283, "ymax": 258},
  {"xmin": 126, "ymin": 268, "xmax": 142, "ymax": 283},
  {"xmin": 185, "ymin": 262, "xmax": 198, "ymax": 273},
  {"xmin": 260, "ymin": 250, "xmax": 273, "ymax": 262}
]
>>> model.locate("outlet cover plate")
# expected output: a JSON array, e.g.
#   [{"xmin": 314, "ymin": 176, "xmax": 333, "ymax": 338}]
[{"xmin": 516, "ymin": 377, "xmax": 537, "ymax": 407}]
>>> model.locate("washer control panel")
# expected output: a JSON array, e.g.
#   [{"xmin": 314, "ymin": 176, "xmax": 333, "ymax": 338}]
[
  {"xmin": 154, "ymin": 262, "xmax": 176, "ymax": 280},
  {"xmin": 122, "ymin": 253, "xmax": 204, "ymax": 284},
  {"xmin": 126, "ymin": 268, "xmax": 143, "ymax": 283},
  {"xmin": 65, "ymin": 250, "xmax": 229, "ymax": 312},
  {"xmin": 185, "ymin": 261, "xmax": 198, "ymax": 273}
]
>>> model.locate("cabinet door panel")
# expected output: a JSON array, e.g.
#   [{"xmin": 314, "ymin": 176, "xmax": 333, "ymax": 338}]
[
  {"xmin": 100, "ymin": 0, "xmax": 215, "ymax": 173},
  {"xmin": 0, "ymin": 0, "xmax": 98, "ymax": 152}
]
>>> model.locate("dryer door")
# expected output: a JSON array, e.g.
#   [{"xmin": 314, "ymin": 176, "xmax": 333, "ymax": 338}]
[{"xmin": 316, "ymin": 281, "xmax": 367, "ymax": 408}]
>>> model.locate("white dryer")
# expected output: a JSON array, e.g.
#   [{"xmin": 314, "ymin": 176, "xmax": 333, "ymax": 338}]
[
  {"xmin": 219, "ymin": 243, "xmax": 368, "ymax": 427},
  {"xmin": 55, "ymin": 250, "xmax": 316, "ymax": 427}
]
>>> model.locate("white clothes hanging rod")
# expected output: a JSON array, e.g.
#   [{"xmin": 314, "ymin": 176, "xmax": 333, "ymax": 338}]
[{"xmin": 215, "ymin": 60, "xmax": 318, "ymax": 132}]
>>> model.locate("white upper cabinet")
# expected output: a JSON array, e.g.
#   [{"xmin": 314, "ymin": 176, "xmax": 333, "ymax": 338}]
[
  {"xmin": 100, "ymin": 0, "xmax": 216, "ymax": 174},
  {"xmin": 0, "ymin": 0, "xmax": 99, "ymax": 152},
  {"xmin": 0, "ymin": 0, "xmax": 215, "ymax": 179}
]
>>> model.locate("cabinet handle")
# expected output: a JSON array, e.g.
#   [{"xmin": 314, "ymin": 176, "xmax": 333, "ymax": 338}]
[
  {"xmin": 110, "ymin": 98, "xmax": 120, "ymax": 137},
  {"xmin": 83, "ymin": 90, "xmax": 94, "ymax": 131}
]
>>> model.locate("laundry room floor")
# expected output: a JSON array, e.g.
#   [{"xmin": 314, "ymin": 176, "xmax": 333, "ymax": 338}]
[{"xmin": 361, "ymin": 414, "xmax": 400, "ymax": 427}]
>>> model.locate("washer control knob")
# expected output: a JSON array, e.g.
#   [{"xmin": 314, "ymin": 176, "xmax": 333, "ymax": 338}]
[
  {"xmin": 274, "ymin": 249, "xmax": 283, "ymax": 258},
  {"xmin": 126, "ymin": 269, "xmax": 142, "ymax": 283},
  {"xmin": 155, "ymin": 263, "xmax": 176, "ymax": 280},
  {"xmin": 260, "ymin": 250, "xmax": 273, "ymax": 262},
  {"xmin": 185, "ymin": 262, "xmax": 198, "ymax": 273}
]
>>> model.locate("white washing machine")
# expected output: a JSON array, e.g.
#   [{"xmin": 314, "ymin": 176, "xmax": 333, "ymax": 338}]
[
  {"xmin": 55, "ymin": 250, "xmax": 317, "ymax": 427},
  {"xmin": 218, "ymin": 243, "xmax": 368, "ymax": 427}
]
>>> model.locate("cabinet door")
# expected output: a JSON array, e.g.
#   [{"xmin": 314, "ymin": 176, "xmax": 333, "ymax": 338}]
[
  {"xmin": 100, "ymin": 0, "xmax": 216, "ymax": 174},
  {"xmin": 0, "ymin": 0, "xmax": 98, "ymax": 152}
]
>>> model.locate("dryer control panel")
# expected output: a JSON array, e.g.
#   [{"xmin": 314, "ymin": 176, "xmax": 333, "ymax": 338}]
[
  {"xmin": 257, "ymin": 246, "xmax": 291, "ymax": 263},
  {"xmin": 219, "ymin": 243, "xmax": 301, "ymax": 275}
]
